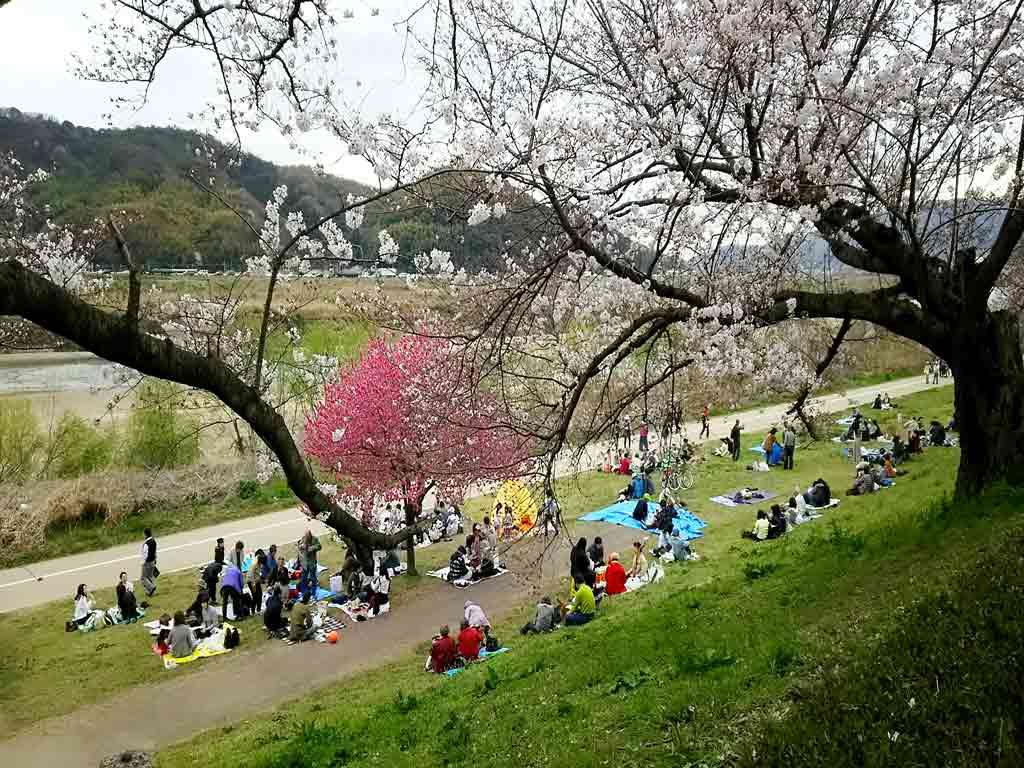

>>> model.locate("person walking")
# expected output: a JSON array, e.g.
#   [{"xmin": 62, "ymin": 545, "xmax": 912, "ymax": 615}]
[
  {"xmin": 782, "ymin": 423, "xmax": 797, "ymax": 470},
  {"xmin": 730, "ymin": 420, "xmax": 743, "ymax": 461},
  {"xmin": 699, "ymin": 404, "xmax": 711, "ymax": 440},
  {"xmin": 140, "ymin": 528, "xmax": 158, "ymax": 597},
  {"xmin": 298, "ymin": 529, "xmax": 322, "ymax": 600}
]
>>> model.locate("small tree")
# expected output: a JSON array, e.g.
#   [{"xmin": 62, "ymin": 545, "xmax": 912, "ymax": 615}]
[{"xmin": 305, "ymin": 335, "xmax": 532, "ymax": 574}]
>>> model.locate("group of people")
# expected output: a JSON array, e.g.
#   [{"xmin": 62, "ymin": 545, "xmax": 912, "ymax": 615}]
[
  {"xmin": 427, "ymin": 600, "xmax": 497, "ymax": 673},
  {"xmin": 446, "ymin": 517, "xmax": 501, "ymax": 583},
  {"xmin": 69, "ymin": 570, "xmax": 143, "ymax": 632},
  {"xmin": 744, "ymin": 479, "xmax": 833, "ymax": 541},
  {"xmin": 760, "ymin": 425, "xmax": 798, "ymax": 469},
  {"xmin": 925, "ymin": 359, "xmax": 950, "ymax": 384}
]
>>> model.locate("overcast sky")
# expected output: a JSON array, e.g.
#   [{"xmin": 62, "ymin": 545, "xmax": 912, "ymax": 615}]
[{"xmin": 0, "ymin": 0, "xmax": 427, "ymax": 184}]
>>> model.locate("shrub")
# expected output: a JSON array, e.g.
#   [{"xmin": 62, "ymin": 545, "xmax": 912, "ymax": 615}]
[
  {"xmin": 122, "ymin": 383, "xmax": 200, "ymax": 469},
  {"xmin": 0, "ymin": 399, "xmax": 42, "ymax": 484},
  {"xmin": 44, "ymin": 414, "xmax": 117, "ymax": 479},
  {"xmin": 237, "ymin": 479, "xmax": 259, "ymax": 499}
]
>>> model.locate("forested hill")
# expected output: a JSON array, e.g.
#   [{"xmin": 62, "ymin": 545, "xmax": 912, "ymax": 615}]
[{"xmin": 0, "ymin": 108, "xmax": 542, "ymax": 272}]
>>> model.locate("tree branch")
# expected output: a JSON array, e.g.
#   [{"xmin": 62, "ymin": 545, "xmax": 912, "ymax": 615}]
[
  {"xmin": 108, "ymin": 216, "xmax": 141, "ymax": 328},
  {"xmin": 0, "ymin": 260, "xmax": 406, "ymax": 557}
]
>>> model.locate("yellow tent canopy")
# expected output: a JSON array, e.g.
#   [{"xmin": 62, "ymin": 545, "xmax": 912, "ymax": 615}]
[{"xmin": 494, "ymin": 480, "xmax": 539, "ymax": 532}]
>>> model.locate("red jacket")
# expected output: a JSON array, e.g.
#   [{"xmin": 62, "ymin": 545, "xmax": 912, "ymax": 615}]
[
  {"xmin": 458, "ymin": 626, "xmax": 483, "ymax": 660},
  {"xmin": 430, "ymin": 634, "xmax": 458, "ymax": 673},
  {"xmin": 605, "ymin": 561, "xmax": 628, "ymax": 595}
]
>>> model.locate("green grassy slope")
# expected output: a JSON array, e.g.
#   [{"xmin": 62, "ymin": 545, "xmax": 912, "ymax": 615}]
[{"xmin": 151, "ymin": 386, "xmax": 1024, "ymax": 767}]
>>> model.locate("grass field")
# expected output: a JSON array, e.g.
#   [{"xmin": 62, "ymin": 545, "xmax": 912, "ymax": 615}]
[
  {"xmin": 0, "ymin": 387, "xmax": 972, "ymax": 745},
  {"xmin": 149, "ymin": 384, "xmax": 1024, "ymax": 768}
]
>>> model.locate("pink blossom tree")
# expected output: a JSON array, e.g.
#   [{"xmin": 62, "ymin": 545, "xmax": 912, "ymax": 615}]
[{"xmin": 305, "ymin": 334, "xmax": 533, "ymax": 574}]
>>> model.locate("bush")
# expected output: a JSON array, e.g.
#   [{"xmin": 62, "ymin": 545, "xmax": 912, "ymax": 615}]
[
  {"xmin": 0, "ymin": 399, "xmax": 42, "ymax": 483},
  {"xmin": 122, "ymin": 383, "xmax": 200, "ymax": 469},
  {"xmin": 237, "ymin": 479, "xmax": 259, "ymax": 499},
  {"xmin": 44, "ymin": 414, "xmax": 117, "ymax": 479}
]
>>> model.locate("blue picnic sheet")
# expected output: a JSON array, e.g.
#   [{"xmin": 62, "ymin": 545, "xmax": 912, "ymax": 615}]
[
  {"xmin": 579, "ymin": 501, "xmax": 706, "ymax": 540},
  {"xmin": 445, "ymin": 647, "xmax": 511, "ymax": 677}
]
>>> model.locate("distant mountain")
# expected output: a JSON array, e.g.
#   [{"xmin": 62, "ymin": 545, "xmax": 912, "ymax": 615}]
[{"xmin": 0, "ymin": 108, "xmax": 543, "ymax": 273}]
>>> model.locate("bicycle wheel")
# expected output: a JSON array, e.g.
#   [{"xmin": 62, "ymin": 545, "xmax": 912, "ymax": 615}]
[
  {"xmin": 681, "ymin": 467, "xmax": 696, "ymax": 490},
  {"xmin": 667, "ymin": 471, "xmax": 682, "ymax": 493}
]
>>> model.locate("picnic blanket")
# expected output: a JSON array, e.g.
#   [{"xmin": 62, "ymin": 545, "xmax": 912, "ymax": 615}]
[
  {"xmin": 426, "ymin": 566, "xmax": 510, "ymax": 588},
  {"xmin": 445, "ymin": 647, "xmax": 511, "ymax": 677},
  {"xmin": 625, "ymin": 564, "xmax": 665, "ymax": 592},
  {"xmin": 158, "ymin": 624, "xmax": 236, "ymax": 668},
  {"xmin": 708, "ymin": 489, "xmax": 778, "ymax": 508},
  {"xmin": 578, "ymin": 501, "xmax": 707, "ymax": 541},
  {"xmin": 339, "ymin": 600, "xmax": 391, "ymax": 622}
]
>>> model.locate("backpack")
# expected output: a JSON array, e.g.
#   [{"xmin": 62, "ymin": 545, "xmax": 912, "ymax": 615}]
[{"xmin": 224, "ymin": 627, "xmax": 240, "ymax": 649}]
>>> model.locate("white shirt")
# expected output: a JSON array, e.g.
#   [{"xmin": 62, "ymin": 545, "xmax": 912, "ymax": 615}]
[
  {"xmin": 73, "ymin": 595, "xmax": 94, "ymax": 621},
  {"xmin": 753, "ymin": 517, "xmax": 770, "ymax": 540},
  {"xmin": 372, "ymin": 575, "xmax": 391, "ymax": 596}
]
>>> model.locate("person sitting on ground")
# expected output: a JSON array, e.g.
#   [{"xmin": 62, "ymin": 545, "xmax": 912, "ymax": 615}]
[
  {"xmin": 521, "ymin": 596, "xmax": 557, "ymax": 634},
  {"xmin": 287, "ymin": 592, "xmax": 314, "ymax": 644},
  {"xmin": 153, "ymin": 617, "xmax": 172, "ymax": 657},
  {"xmin": 929, "ymin": 419, "xmax": 947, "ymax": 447},
  {"xmin": 341, "ymin": 550, "xmax": 361, "ymax": 588},
  {"xmin": 744, "ymin": 510, "xmax": 770, "ymax": 541},
  {"xmin": 785, "ymin": 497, "xmax": 806, "ymax": 528},
  {"xmin": 263, "ymin": 585, "xmax": 287, "ymax": 634},
  {"xmin": 669, "ymin": 529, "xmax": 692, "ymax": 562},
  {"xmin": 220, "ymin": 562, "xmax": 246, "ymax": 620},
  {"xmin": 867, "ymin": 419, "xmax": 882, "ymax": 440},
  {"xmin": 72, "ymin": 583, "xmax": 102, "ymax": 628},
  {"xmin": 430, "ymin": 625, "xmax": 459, "ymax": 673},
  {"xmin": 604, "ymin": 552, "xmax": 628, "ymax": 595},
  {"xmin": 116, "ymin": 571, "xmax": 139, "ymax": 621},
  {"xmin": 884, "ymin": 452, "xmax": 907, "ymax": 478},
  {"xmin": 457, "ymin": 619, "xmax": 483, "ymax": 661},
  {"xmin": 767, "ymin": 505, "xmax": 787, "ymax": 539},
  {"xmin": 628, "ymin": 539, "xmax": 648, "ymax": 578},
  {"xmin": 805, "ymin": 478, "xmax": 831, "ymax": 508},
  {"xmin": 653, "ymin": 500, "xmax": 676, "ymax": 555},
  {"xmin": 464, "ymin": 599, "xmax": 491, "ymax": 631},
  {"xmin": 587, "ymin": 536, "xmax": 605, "ymax": 567},
  {"xmin": 714, "ymin": 437, "xmax": 732, "ymax": 458},
  {"xmin": 170, "ymin": 610, "xmax": 198, "ymax": 659},
  {"xmin": 563, "ymin": 580, "xmax": 597, "ymax": 626},
  {"xmin": 369, "ymin": 570, "xmax": 391, "ymax": 615},
  {"xmin": 447, "ymin": 545, "xmax": 470, "ymax": 582},
  {"xmin": 599, "ymin": 448, "xmax": 615, "ymax": 473},
  {"xmin": 570, "ymin": 537, "xmax": 595, "ymax": 588},
  {"xmin": 872, "ymin": 393, "xmax": 883, "ymax": 410},
  {"xmin": 444, "ymin": 505, "xmax": 462, "ymax": 540},
  {"xmin": 616, "ymin": 452, "xmax": 632, "ymax": 474},
  {"xmin": 186, "ymin": 587, "xmax": 209, "ymax": 623},
  {"xmin": 200, "ymin": 592, "xmax": 220, "ymax": 636},
  {"xmin": 847, "ymin": 464, "xmax": 876, "ymax": 496},
  {"xmin": 380, "ymin": 545, "xmax": 402, "ymax": 575}
]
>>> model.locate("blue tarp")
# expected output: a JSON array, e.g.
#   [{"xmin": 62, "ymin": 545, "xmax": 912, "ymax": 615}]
[{"xmin": 579, "ymin": 500, "xmax": 707, "ymax": 540}]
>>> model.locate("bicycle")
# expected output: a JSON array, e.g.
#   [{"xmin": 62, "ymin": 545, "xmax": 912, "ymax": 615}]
[{"xmin": 660, "ymin": 452, "xmax": 696, "ymax": 492}]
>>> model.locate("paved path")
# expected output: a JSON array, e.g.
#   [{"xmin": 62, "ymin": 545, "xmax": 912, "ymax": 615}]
[{"xmin": 0, "ymin": 374, "xmax": 947, "ymax": 613}]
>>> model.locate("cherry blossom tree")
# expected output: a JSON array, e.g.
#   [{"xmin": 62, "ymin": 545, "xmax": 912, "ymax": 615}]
[
  {"xmin": 3, "ymin": 0, "xmax": 1023, "ymax": 502},
  {"xmin": 304, "ymin": 334, "xmax": 533, "ymax": 574},
  {"xmin": 387, "ymin": 0, "xmax": 1024, "ymax": 496}
]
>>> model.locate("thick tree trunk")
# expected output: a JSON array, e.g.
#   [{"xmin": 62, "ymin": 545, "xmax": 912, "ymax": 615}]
[{"xmin": 951, "ymin": 311, "xmax": 1024, "ymax": 497}]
